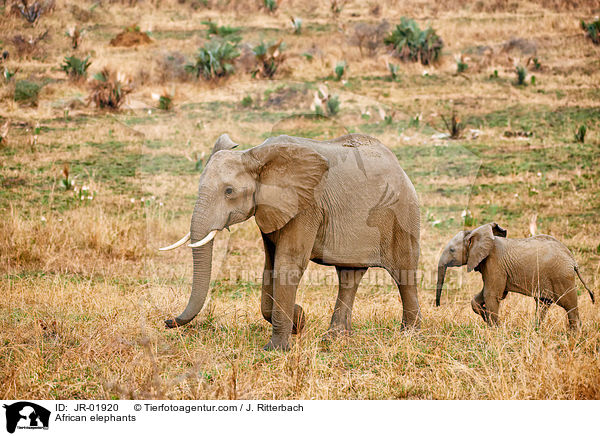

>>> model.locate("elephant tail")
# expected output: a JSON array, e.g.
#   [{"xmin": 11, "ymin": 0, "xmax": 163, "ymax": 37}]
[{"xmin": 575, "ymin": 266, "xmax": 595, "ymax": 304}]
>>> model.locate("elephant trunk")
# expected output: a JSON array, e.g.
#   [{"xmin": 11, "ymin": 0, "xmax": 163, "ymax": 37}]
[
  {"xmin": 165, "ymin": 197, "xmax": 215, "ymax": 328},
  {"xmin": 435, "ymin": 263, "xmax": 447, "ymax": 307}
]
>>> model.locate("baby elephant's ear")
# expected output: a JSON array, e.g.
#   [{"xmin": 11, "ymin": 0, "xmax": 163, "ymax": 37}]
[
  {"xmin": 491, "ymin": 222, "xmax": 507, "ymax": 237},
  {"xmin": 466, "ymin": 224, "xmax": 495, "ymax": 272}
]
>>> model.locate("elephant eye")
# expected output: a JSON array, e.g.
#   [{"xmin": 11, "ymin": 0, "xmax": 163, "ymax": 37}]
[
  {"xmin": 449, "ymin": 248, "xmax": 455, "ymax": 253},
  {"xmin": 224, "ymin": 187, "xmax": 234, "ymax": 196}
]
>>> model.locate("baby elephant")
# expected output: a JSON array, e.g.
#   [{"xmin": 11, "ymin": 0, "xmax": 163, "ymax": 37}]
[{"xmin": 436, "ymin": 222, "xmax": 595, "ymax": 329}]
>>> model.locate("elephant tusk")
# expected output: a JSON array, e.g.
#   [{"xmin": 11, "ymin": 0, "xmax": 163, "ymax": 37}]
[
  {"xmin": 188, "ymin": 230, "xmax": 218, "ymax": 248},
  {"xmin": 159, "ymin": 232, "xmax": 190, "ymax": 251}
]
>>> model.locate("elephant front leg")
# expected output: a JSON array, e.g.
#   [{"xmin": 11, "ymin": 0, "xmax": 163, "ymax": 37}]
[
  {"xmin": 479, "ymin": 273, "xmax": 506, "ymax": 327},
  {"xmin": 264, "ymin": 260, "xmax": 306, "ymax": 351},
  {"xmin": 471, "ymin": 290, "xmax": 488, "ymax": 323},
  {"xmin": 260, "ymin": 234, "xmax": 305, "ymax": 335},
  {"xmin": 483, "ymin": 291, "xmax": 501, "ymax": 326},
  {"xmin": 326, "ymin": 267, "xmax": 367, "ymax": 338}
]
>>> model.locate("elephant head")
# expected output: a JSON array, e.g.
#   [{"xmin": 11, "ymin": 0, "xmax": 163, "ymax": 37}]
[
  {"xmin": 160, "ymin": 134, "xmax": 329, "ymax": 327},
  {"xmin": 435, "ymin": 222, "xmax": 507, "ymax": 306}
]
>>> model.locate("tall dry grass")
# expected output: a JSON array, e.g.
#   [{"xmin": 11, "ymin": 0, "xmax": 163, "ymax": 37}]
[{"xmin": 1, "ymin": 0, "xmax": 599, "ymax": 400}]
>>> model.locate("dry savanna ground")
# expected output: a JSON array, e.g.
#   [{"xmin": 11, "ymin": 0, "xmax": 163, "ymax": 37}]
[{"xmin": 1, "ymin": 0, "xmax": 600, "ymax": 399}]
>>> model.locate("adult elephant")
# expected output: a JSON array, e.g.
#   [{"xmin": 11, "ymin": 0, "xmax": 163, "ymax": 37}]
[{"xmin": 160, "ymin": 133, "xmax": 421, "ymax": 350}]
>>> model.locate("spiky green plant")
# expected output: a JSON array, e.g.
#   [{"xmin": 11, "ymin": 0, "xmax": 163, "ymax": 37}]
[
  {"xmin": 581, "ymin": 19, "xmax": 600, "ymax": 45},
  {"xmin": 291, "ymin": 17, "xmax": 302, "ymax": 35},
  {"xmin": 185, "ymin": 40, "xmax": 240, "ymax": 80},
  {"xmin": 334, "ymin": 61, "xmax": 346, "ymax": 81},
  {"xmin": 384, "ymin": 17, "xmax": 443, "ymax": 65},
  {"xmin": 326, "ymin": 95, "xmax": 340, "ymax": 116},
  {"xmin": 252, "ymin": 40, "xmax": 285, "ymax": 79},
  {"xmin": 515, "ymin": 65, "xmax": 527, "ymax": 86},
  {"xmin": 61, "ymin": 55, "xmax": 92, "ymax": 80},
  {"xmin": 158, "ymin": 94, "xmax": 172, "ymax": 110},
  {"xmin": 264, "ymin": 0, "xmax": 277, "ymax": 12},
  {"xmin": 87, "ymin": 68, "xmax": 132, "ymax": 110},
  {"xmin": 202, "ymin": 21, "xmax": 242, "ymax": 42},
  {"xmin": 388, "ymin": 63, "xmax": 400, "ymax": 80},
  {"xmin": 574, "ymin": 125, "xmax": 587, "ymax": 143},
  {"xmin": 456, "ymin": 57, "xmax": 468, "ymax": 73},
  {"xmin": 3, "ymin": 67, "xmax": 18, "ymax": 82}
]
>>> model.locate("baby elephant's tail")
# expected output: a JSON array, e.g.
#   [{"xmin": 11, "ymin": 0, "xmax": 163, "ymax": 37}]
[{"xmin": 575, "ymin": 266, "xmax": 595, "ymax": 304}]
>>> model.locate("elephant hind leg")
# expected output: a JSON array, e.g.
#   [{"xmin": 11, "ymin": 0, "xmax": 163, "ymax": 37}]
[
  {"xmin": 556, "ymin": 298, "xmax": 581, "ymax": 331},
  {"xmin": 388, "ymin": 266, "xmax": 422, "ymax": 330},
  {"xmin": 326, "ymin": 267, "xmax": 367, "ymax": 337},
  {"xmin": 535, "ymin": 297, "xmax": 552, "ymax": 327},
  {"xmin": 555, "ymin": 281, "xmax": 581, "ymax": 331},
  {"xmin": 292, "ymin": 305, "xmax": 305, "ymax": 334}
]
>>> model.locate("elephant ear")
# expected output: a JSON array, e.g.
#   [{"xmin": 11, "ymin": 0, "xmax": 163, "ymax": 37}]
[
  {"xmin": 466, "ymin": 224, "xmax": 495, "ymax": 272},
  {"xmin": 491, "ymin": 222, "xmax": 507, "ymax": 237},
  {"xmin": 206, "ymin": 134, "xmax": 238, "ymax": 164},
  {"xmin": 243, "ymin": 143, "xmax": 329, "ymax": 234}
]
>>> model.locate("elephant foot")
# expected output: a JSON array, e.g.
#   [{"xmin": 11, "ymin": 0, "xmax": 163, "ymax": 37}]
[{"xmin": 263, "ymin": 338, "xmax": 290, "ymax": 352}]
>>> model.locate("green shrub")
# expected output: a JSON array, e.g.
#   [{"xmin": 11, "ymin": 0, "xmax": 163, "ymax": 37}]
[
  {"xmin": 384, "ymin": 17, "xmax": 443, "ymax": 65},
  {"xmin": 290, "ymin": 17, "xmax": 302, "ymax": 35},
  {"xmin": 241, "ymin": 95, "xmax": 253, "ymax": 107},
  {"xmin": 3, "ymin": 67, "xmax": 18, "ymax": 82},
  {"xmin": 388, "ymin": 63, "xmax": 400, "ymax": 81},
  {"xmin": 202, "ymin": 20, "xmax": 241, "ymax": 42},
  {"xmin": 252, "ymin": 40, "xmax": 285, "ymax": 79},
  {"xmin": 14, "ymin": 80, "xmax": 41, "ymax": 105},
  {"xmin": 515, "ymin": 65, "xmax": 527, "ymax": 86},
  {"xmin": 263, "ymin": 0, "xmax": 277, "ymax": 12},
  {"xmin": 581, "ymin": 19, "xmax": 600, "ymax": 45},
  {"xmin": 61, "ymin": 55, "xmax": 91, "ymax": 80},
  {"xmin": 87, "ymin": 68, "xmax": 132, "ymax": 110},
  {"xmin": 574, "ymin": 125, "xmax": 587, "ymax": 143},
  {"xmin": 326, "ymin": 95, "xmax": 340, "ymax": 116},
  {"xmin": 186, "ymin": 40, "xmax": 240, "ymax": 80},
  {"xmin": 456, "ymin": 56, "xmax": 468, "ymax": 73},
  {"xmin": 157, "ymin": 92, "xmax": 173, "ymax": 110},
  {"xmin": 334, "ymin": 61, "xmax": 346, "ymax": 81}
]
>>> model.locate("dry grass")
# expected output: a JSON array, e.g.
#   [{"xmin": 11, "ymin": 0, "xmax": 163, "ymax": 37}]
[{"xmin": 1, "ymin": 0, "xmax": 599, "ymax": 399}]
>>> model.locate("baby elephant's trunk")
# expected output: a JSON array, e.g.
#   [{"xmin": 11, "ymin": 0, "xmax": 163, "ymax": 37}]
[
  {"xmin": 435, "ymin": 264, "xmax": 447, "ymax": 307},
  {"xmin": 575, "ymin": 266, "xmax": 595, "ymax": 303}
]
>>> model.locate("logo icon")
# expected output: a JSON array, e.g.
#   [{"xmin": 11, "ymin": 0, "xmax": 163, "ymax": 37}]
[{"xmin": 3, "ymin": 402, "xmax": 50, "ymax": 434}]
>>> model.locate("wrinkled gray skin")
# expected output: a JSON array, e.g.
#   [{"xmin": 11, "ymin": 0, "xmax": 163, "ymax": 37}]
[
  {"xmin": 436, "ymin": 223, "xmax": 595, "ymax": 329},
  {"xmin": 165, "ymin": 133, "xmax": 421, "ymax": 350}
]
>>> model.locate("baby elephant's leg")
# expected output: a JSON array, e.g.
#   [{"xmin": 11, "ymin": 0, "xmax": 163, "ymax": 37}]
[
  {"xmin": 471, "ymin": 290, "xmax": 488, "ymax": 323},
  {"xmin": 553, "ymin": 278, "xmax": 581, "ymax": 330},
  {"xmin": 534, "ymin": 297, "xmax": 552, "ymax": 327}
]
